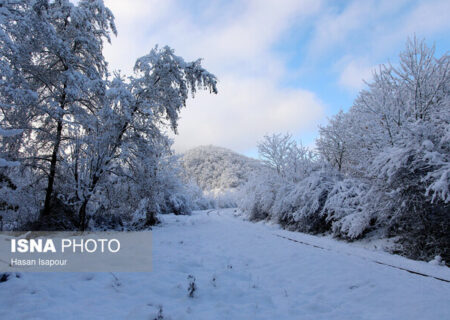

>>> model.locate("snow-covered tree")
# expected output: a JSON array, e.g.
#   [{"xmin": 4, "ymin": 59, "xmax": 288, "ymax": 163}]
[
  {"xmin": 316, "ymin": 111, "xmax": 349, "ymax": 172},
  {"xmin": 0, "ymin": 128, "xmax": 21, "ymax": 167},
  {"xmin": 258, "ymin": 133, "xmax": 293, "ymax": 177},
  {"xmin": 0, "ymin": 0, "xmax": 116, "ymax": 218},
  {"xmin": 0, "ymin": 2, "xmax": 218, "ymax": 230},
  {"xmin": 240, "ymin": 133, "xmax": 329, "ymax": 231},
  {"xmin": 68, "ymin": 46, "xmax": 217, "ymax": 229},
  {"xmin": 258, "ymin": 133, "xmax": 316, "ymax": 181}
]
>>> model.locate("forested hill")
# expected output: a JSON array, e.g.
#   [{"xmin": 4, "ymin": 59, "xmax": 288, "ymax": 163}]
[{"xmin": 180, "ymin": 145, "xmax": 262, "ymax": 193}]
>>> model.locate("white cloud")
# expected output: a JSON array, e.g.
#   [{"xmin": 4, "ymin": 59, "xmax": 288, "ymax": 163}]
[
  {"xmin": 405, "ymin": 0, "xmax": 450, "ymax": 33},
  {"xmin": 102, "ymin": 0, "xmax": 448, "ymax": 154},
  {"xmin": 383, "ymin": 0, "xmax": 450, "ymax": 49},
  {"xmin": 309, "ymin": 1, "xmax": 373, "ymax": 56},
  {"xmin": 336, "ymin": 58, "xmax": 376, "ymax": 92},
  {"xmin": 103, "ymin": 0, "xmax": 325, "ymax": 153},
  {"xmin": 173, "ymin": 76, "xmax": 325, "ymax": 153},
  {"xmin": 306, "ymin": 0, "xmax": 450, "ymax": 96}
]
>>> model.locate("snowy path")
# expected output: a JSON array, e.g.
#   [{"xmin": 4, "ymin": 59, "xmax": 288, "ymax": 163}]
[{"xmin": 1, "ymin": 209, "xmax": 449, "ymax": 320}]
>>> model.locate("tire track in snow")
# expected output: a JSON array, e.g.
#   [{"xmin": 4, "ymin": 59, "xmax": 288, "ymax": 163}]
[{"xmin": 273, "ymin": 234, "xmax": 450, "ymax": 284}]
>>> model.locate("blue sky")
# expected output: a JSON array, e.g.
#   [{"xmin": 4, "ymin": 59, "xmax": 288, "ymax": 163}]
[{"xmin": 103, "ymin": 0, "xmax": 450, "ymax": 157}]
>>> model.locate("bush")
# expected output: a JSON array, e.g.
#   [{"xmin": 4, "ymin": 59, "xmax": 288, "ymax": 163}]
[
  {"xmin": 322, "ymin": 178, "xmax": 376, "ymax": 239},
  {"xmin": 277, "ymin": 169, "xmax": 336, "ymax": 234},
  {"xmin": 372, "ymin": 144, "xmax": 450, "ymax": 263}
]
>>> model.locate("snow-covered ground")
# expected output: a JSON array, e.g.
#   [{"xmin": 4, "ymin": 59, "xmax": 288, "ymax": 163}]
[{"xmin": 1, "ymin": 209, "xmax": 449, "ymax": 320}]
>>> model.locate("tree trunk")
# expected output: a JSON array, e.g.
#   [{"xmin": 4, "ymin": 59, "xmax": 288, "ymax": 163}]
[
  {"xmin": 145, "ymin": 210, "xmax": 157, "ymax": 226},
  {"xmin": 78, "ymin": 199, "xmax": 88, "ymax": 231},
  {"xmin": 42, "ymin": 118, "xmax": 63, "ymax": 216},
  {"xmin": 42, "ymin": 82, "xmax": 67, "ymax": 217}
]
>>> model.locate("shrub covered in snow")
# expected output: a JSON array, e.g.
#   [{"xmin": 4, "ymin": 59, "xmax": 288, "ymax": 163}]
[
  {"xmin": 239, "ymin": 135, "xmax": 337, "ymax": 234},
  {"xmin": 239, "ymin": 168, "xmax": 284, "ymax": 221},
  {"xmin": 277, "ymin": 168, "xmax": 337, "ymax": 233},
  {"xmin": 321, "ymin": 178, "xmax": 375, "ymax": 239}
]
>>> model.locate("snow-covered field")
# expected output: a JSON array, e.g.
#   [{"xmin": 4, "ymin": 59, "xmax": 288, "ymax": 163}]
[{"xmin": 1, "ymin": 209, "xmax": 449, "ymax": 320}]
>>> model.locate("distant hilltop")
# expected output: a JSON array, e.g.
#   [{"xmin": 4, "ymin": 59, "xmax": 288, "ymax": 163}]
[{"xmin": 179, "ymin": 145, "xmax": 262, "ymax": 194}]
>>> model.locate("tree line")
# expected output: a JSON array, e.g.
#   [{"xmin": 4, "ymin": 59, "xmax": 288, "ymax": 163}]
[{"xmin": 240, "ymin": 38, "xmax": 449, "ymax": 264}]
